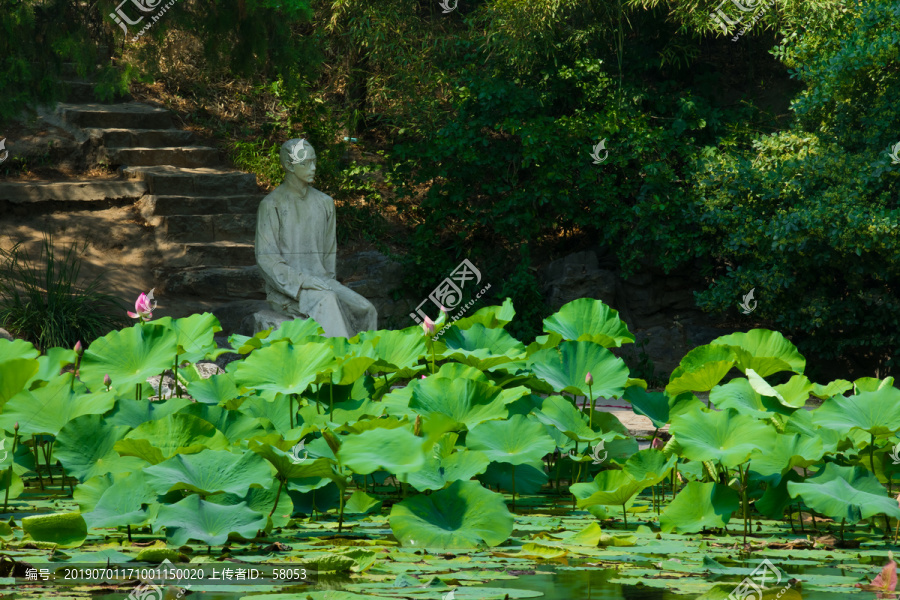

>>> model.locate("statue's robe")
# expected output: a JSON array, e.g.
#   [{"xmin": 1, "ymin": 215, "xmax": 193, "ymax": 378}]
[{"xmin": 255, "ymin": 184, "xmax": 378, "ymax": 338}]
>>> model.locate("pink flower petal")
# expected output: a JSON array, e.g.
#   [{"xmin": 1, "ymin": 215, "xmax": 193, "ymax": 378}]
[{"xmin": 872, "ymin": 561, "xmax": 898, "ymax": 592}]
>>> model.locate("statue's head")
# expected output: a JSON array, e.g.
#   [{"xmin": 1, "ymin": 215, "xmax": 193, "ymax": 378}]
[{"xmin": 280, "ymin": 139, "xmax": 317, "ymax": 185}]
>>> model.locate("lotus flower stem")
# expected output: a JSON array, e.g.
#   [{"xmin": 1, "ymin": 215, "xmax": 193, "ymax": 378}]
[
  {"xmin": 3, "ymin": 425, "xmax": 19, "ymax": 513},
  {"xmin": 511, "ymin": 465, "xmax": 516, "ymax": 513},
  {"xmin": 174, "ymin": 354, "xmax": 180, "ymax": 398},
  {"xmin": 289, "ymin": 394, "xmax": 295, "ymax": 429},
  {"xmin": 269, "ymin": 478, "xmax": 285, "ymax": 518},
  {"xmin": 871, "ymin": 434, "xmax": 877, "ymax": 474},
  {"xmin": 798, "ymin": 505, "xmax": 805, "ymax": 533},
  {"xmin": 126, "ymin": 525, "xmax": 132, "ymax": 542},
  {"xmin": 330, "ymin": 384, "xmax": 334, "ymax": 420},
  {"xmin": 622, "ymin": 504, "xmax": 627, "ymax": 529},
  {"xmin": 43, "ymin": 441, "xmax": 54, "ymax": 485},
  {"xmin": 32, "ymin": 436, "xmax": 44, "ymax": 491},
  {"xmin": 555, "ymin": 454, "xmax": 562, "ymax": 494},
  {"xmin": 338, "ymin": 488, "xmax": 345, "ymax": 533},
  {"xmin": 787, "ymin": 507, "xmax": 794, "ymax": 533},
  {"xmin": 811, "ymin": 512, "xmax": 817, "ymax": 531}
]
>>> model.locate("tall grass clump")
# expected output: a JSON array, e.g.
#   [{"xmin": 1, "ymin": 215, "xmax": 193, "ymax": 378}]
[{"xmin": 0, "ymin": 235, "xmax": 125, "ymax": 350}]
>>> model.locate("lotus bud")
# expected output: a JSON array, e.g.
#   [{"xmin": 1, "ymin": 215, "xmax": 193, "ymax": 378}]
[
  {"xmin": 73, "ymin": 340, "xmax": 83, "ymax": 355},
  {"xmin": 414, "ymin": 415, "xmax": 422, "ymax": 437},
  {"xmin": 13, "ymin": 422, "xmax": 18, "ymax": 432},
  {"xmin": 103, "ymin": 374, "xmax": 112, "ymax": 388},
  {"xmin": 420, "ymin": 374, "xmax": 426, "ymax": 379},
  {"xmin": 422, "ymin": 316, "xmax": 435, "ymax": 336},
  {"xmin": 651, "ymin": 437, "xmax": 664, "ymax": 450},
  {"xmin": 585, "ymin": 372, "xmax": 593, "ymax": 386},
  {"xmin": 440, "ymin": 305, "xmax": 449, "ymax": 315}
]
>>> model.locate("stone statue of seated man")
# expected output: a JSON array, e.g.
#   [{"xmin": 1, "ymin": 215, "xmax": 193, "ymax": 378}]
[{"xmin": 254, "ymin": 138, "xmax": 378, "ymax": 338}]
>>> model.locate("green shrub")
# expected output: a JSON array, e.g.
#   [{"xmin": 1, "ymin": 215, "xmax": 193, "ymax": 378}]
[{"xmin": 0, "ymin": 235, "xmax": 126, "ymax": 351}]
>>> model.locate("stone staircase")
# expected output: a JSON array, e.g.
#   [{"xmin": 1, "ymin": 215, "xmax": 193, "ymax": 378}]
[{"xmin": 1, "ymin": 101, "xmax": 266, "ymax": 313}]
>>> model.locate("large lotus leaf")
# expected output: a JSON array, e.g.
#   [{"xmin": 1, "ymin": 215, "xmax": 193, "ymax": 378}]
[
  {"xmin": 660, "ymin": 482, "xmax": 740, "ymax": 533},
  {"xmin": 27, "ymin": 347, "xmax": 76, "ymax": 386},
  {"xmin": 0, "ymin": 338, "xmax": 39, "ymax": 361},
  {"xmin": 0, "ymin": 377, "xmax": 116, "ymax": 436},
  {"xmin": 771, "ymin": 374, "xmax": 814, "ymax": 408},
  {"xmin": 754, "ymin": 469, "xmax": 805, "ymax": 519},
  {"xmin": 339, "ymin": 427, "xmax": 426, "ymax": 476},
  {"xmin": 854, "ymin": 376, "xmax": 895, "ymax": 393},
  {"xmin": 326, "ymin": 356, "xmax": 377, "ymax": 386},
  {"xmin": 155, "ymin": 494, "xmax": 267, "ymax": 546},
  {"xmin": 104, "ymin": 397, "xmax": 193, "ymax": 429},
  {"xmin": 178, "ymin": 404, "xmax": 273, "ymax": 444},
  {"xmin": 623, "ymin": 387, "xmax": 670, "ymax": 429},
  {"xmin": 79, "ymin": 323, "xmax": 178, "ymax": 393},
  {"xmin": 233, "ymin": 341, "xmax": 334, "ymax": 395},
  {"xmin": 439, "ymin": 324, "xmax": 526, "ymax": 370},
  {"xmin": 479, "ymin": 460, "xmax": 548, "ymax": 495},
  {"xmin": 742, "ymin": 368, "xmax": 806, "ymax": 410},
  {"xmin": 120, "ymin": 413, "xmax": 230, "ymax": 459},
  {"xmin": 143, "ymin": 449, "xmax": 274, "ymax": 496},
  {"xmin": 811, "ymin": 379, "xmax": 853, "ymax": 399},
  {"xmin": 711, "ymin": 329, "xmax": 805, "ymax": 377},
  {"xmin": 186, "ymin": 373, "xmax": 241, "ymax": 406},
  {"xmin": 542, "ymin": 298, "xmax": 635, "ymax": 348},
  {"xmin": 669, "ymin": 406, "xmax": 772, "ymax": 467},
  {"xmin": 708, "ymin": 378, "xmax": 793, "ymax": 420},
  {"xmin": 451, "ymin": 298, "xmax": 516, "ymax": 330},
  {"xmin": 0, "ymin": 358, "xmax": 38, "ymax": 408},
  {"xmin": 74, "ymin": 473, "xmax": 120, "ymax": 514},
  {"xmin": 665, "ymin": 345, "xmax": 736, "ymax": 396},
  {"xmin": 787, "ymin": 463, "xmax": 900, "ymax": 525},
  {"xmin": 84, "ymin": 470, "xmax": 158, "ymax": 528},
  {"xmin": 22, "ymin": 513, "xmax": 88, "ymax": 548},
  {"xmin": 239, "ymin": 392, "xmax": 293, "ymax": 434},
  {"xmin": 466, "ymin": 415, "xmax": 556, "ymax": 465},
  {"xmin": 407, "ymin": 449, "xmax": 491, "ymax": 492},
  {"xmin": 783, "ymin": 409, "xmax": 844, "ymax": 455},
  {"xmin": 748, "ymin": 433, "xmax": 824, "ymax": 483},
  {"xmin": 248, "ymin": 433, "xmax": 330, "ymax": 481},
  {"xmin": 571, "ymin": 470, "xmax": 650, "ymax": 508},
  {"xmin": 531, "ymin": 395, "xmax": 605, "ymax": 443},
  {"xmin": 529, "ymin": 340, "xmax": 630, "ymax": 398},
  {"xmin": 812, "ymin": 387, "xmax": 900, "ymax": 437},
  {"xmin": 389, "ymin": 480, "xmax": 513, "ymax": 548},
  {"xmin": 0, "ymin": 470, "xmax": 23, "ymax": 502},
  {"xmin": 355, "ymin": 329, "xmax": 426, "ymax": 377},
  {"xmin": 55, "ymin": 414, "xmax": 146, "ymax": 482},
  {"xmin": 288, "ymin": 481, "xmax": 341, "ymax": 515},
  {"xmin": 267, "ymin": 318, "xmax": 326, "ymax": 344},
  {"xmin": 154, "ymin": 313, "xmax": 223, "ymax": 363},
  {"xmin": 409, "ymin": 378, "xmax": 511, "ymax": 430},
  {"xmin": 624, "ymin": 449, "xmax": 677, "ymax": 487},
  {"xmin": 208, "ymin": 482, "xmax": 295, "ymax": 529}
]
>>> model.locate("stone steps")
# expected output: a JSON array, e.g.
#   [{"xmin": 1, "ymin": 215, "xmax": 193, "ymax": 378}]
[
  {"xmin": 0, "ymin": 180, "xmax": 147, "ymax": 204},
  {"xmin": 122, "ymin": 166, "xmax": 259, "ymax": 195},
  {"xmin": 160, "ymin": 266, "xmax": 265, "ymax": 299},
  {"xmin": 171, "ymin": 242, "xmax": 256, "ymax": 268},
  {"xmin": 86, "ymin": 128, "xmax": 197, "ymax": 148},
  {"xmin": 160, "ymin": 213, "xmax": 256, "ymax": 243},
  {"xmin": 139, "ymin": 194, "xmax": 263, "ymax": 216},
  {"xmin": 102, "ymin": 146, "xmax": 222, "ymax": 168},
  {"xmin": 57, "ymin": 102, "xmax": 174, "ymax": 129}
]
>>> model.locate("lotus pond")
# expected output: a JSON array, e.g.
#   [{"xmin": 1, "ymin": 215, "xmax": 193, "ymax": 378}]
[{"xmin": 0, "ymin": 297, "xmax": 897, "ymax": 599}]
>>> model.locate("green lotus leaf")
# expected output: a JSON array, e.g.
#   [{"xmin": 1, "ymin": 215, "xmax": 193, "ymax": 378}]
[
  {"xmin": 22, "ymin": 512, "xmax": 88, "ymax": 548},
  {"xmin": 854, "ymin": 376, "xmax": 895, "ymax": 393},
  {"xmin": 389, "ymin": 480, "xmax": 513, "ymax": 548},
  {"xmin": 355, "ymin": 329, "xmax": 426, "ymax": 377},
  {"xmin": 811, "ymin": 379, "xmax": 853, "ymax": 399},
  {"xmin": 772, "ymin": 374, "xmax": 814, "ymax": 407},
  {"xmin": 84, "ymin": 470, "xmax": 158, "ymax": 528},
  {"xmin": 288, "ymin": 481, "xmax": 341, "ymax": 513},
  {"xmin": 0, "ymin": 470, "xmax": 23, "ymax": 502},
  {"xmin": 0, "ymin": 358, "xmax": 38, "ymax": 408},
  {"xmin": 787, "ymin": 463, "xmax": 900, "ymax": 525},
  {"xmin": 529, "ymin": 340, "xmax": 630, "ymax": 399},
  {"xmin": 0, "ymin": 338, "xmax": 39, "ymax": 361},
  {"xmin": 74, "ymin": 473, "xmax": 119, "ymax": 513},
  {"xmin": 748, "ymin": 433, "xmax": 824, "ymax": 484},
  {"xmin": 79, "ymin": 323, "xmax": 178, "ymax": 393},
  {"xmin": 239, "ymin": 392, "xmax": 293, "ymax": 434},
  {"xmin": 55, "ymin": 414, "xmax": 146, "ymax": 482},
  {"xmin": 0, "ymin": 377, "xmax": 115, "ymax": 436},
  {"xmin": 708, "ymin": 378, "xmax": 793, "ymax": 420},
  {"xmin": 325, "ymin": 356, "xmax": 377, "ymax": 387},
  {"xmin": 623, "ymin": 449, "xmax": 677, "ymax": 487},
  {"xmin": 409, "ymin": 377, "xmax": 512, "ymax": 430},
  {"xmin": 623, "ymin": 387, "xmax": 670, "ymax": 429},
  {"xmin": 660, "ymin": 482, "xmax": 740, "ymax": 533},
  {"xmin": 144, "ymin": 449, "xmax": 274, "ymax": 496},
  {"xmin": 812, "ymin": 387, "xmax": 900, "ymax": 438},
  {"xmin": 267, "ymin": 318, "xmax": 326, "ymax": 344},
  {"xmin": 208, "ymin": 482, "xmax": 295, "ymax": 528},
  {"xmin": 339, "ymin": 427, "xmax": 426, "ymax": 476},
  {"xmin": 178, "ymin": 404, "xmax": 273, "ymax": 444},
  {"xmin": 466, "ymin": 415, "xmax": 556, "ymax": 466},
  {"xmin": 531, "ymin": 395, "xmax": 606, "ymax": 443},
  {"xmin": 27, "ymin": 347, "xmax": 75, "ymax": 386},
  {"xmin": 344, "ymin": 490, "xmax": 382, "ymax": 515},
  {"xmin": 782, "ymin": 409, "xmax": 843, "ymax": 455},
  {"xmin": 665, "ymin": 345, "xmax": 736, "ymax": 396},
  {"xmin": 105, "ymin": 397, "xmax": 194, "ymax": 429},
  {"xmin": 669, "ymin": 405, "xmax": 772, "ymax": 467},
  {"xmin": 233, "ymin": 341, "xmax": 335, "ymax": 395},
  {"xmin": 479, "ymin": 459, "xmax": 548, "ymax": 495},
  {"xmin": 542, "ymin": 298, "xmax": 635, "ymax": 348},
  {"xmin": 439, "ymin": 324, "xmax": 526, "ymax": 370},
  {"xmin": 754, "ymin": 469, "xmax": 805, "ymax": 519},
  {"xmin": 407, "ymin": 447, "xmax": 491, "ymax": 492},
  {"xmin": 571, "ymin": 470, "xmax": 650, "ymax": 508},
  {"xmin": 186, "ymin": 373, "xmax": 241, "ymax": 405},
  {"xmin": 249, "ymin": 433, "xmax": 330, "ymax": 481},
  {"xmin": 450, "ymin": 298, "xmax": 516, "ymax": 330},
  {"xmin": 711, "ymin": 329, "xmax": 805, "ymax": 377},
  {"xmin": 154, "ymin": 494, "xmax": 267, "ymax": 546},
  {"xmin": 155, "ymin": 313, "xmax": 223, "ymax": 363},
  {"xmin": 121, "ymin": 413, "xmax": 230, "ymax": 459}
]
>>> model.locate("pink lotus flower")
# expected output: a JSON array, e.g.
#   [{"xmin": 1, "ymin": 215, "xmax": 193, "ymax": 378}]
[
  {"xmin": 421, "ymin": 374, "xmax": 426, "ymax": 379},
  {"xmin": 74, "ymin": 340, "xmax": 83, "ymax": 355},
  {"xmin": 857, "ymin": 559, "xmax": 898, "ymax": 597},
  {"xmin": 651, "ymin": 437, "xmax": 665, "ymax": 450},
  {"xmin": 127, "ymin": 289, "xmax": 157, "ymax": 321},
  {"xmin": 421, "ymin": 315, "xmax": 435, "ymax": 336},
  {"xmin": 585, "ymin": 372, "xmax": 594, "ymax": 386}
]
